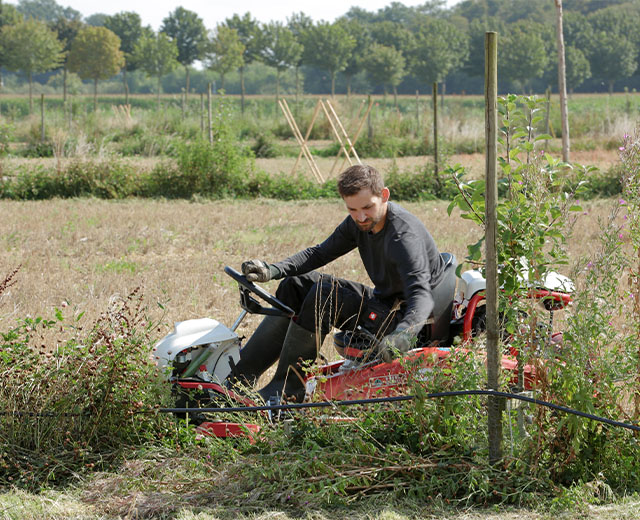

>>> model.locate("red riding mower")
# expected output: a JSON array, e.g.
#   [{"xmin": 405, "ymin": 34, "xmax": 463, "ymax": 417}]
[{"xmin": 152, "ymin": 255, "xmax": 573, "ymax": 438}]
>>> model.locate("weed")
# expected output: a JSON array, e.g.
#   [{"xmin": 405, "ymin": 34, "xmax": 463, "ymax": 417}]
[{"xmin": 0, "ymin": 285, "xmax": 175, "ymax": 489}]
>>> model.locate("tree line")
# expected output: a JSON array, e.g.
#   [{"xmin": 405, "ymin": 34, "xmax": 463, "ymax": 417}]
[{"xmin": 1, "ymin": 0, "xmax": 640, "ymax": 109}]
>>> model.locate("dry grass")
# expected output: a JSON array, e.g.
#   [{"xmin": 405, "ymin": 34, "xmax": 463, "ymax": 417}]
[
  {"xmin": 1, "ymin": 482, "xmax": 639, "ymax": 520},
  {"xmin": 0, "ymin": 197, "xmax": 618, "ymax": 360},
  {"xmin": 0, "ymin": 196, "xmax": 633, "ymax": 520}
]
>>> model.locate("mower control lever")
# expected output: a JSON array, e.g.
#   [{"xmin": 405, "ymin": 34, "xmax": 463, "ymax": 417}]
[{"xmin": 224, "ymin": 266, "xmax": 295, "ymax": 318}]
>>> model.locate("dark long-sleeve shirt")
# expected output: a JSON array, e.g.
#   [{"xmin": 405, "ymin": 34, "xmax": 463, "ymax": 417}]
[{"xmin": 273, "ymin": 202, "xmax": 445, "ymax": 331}]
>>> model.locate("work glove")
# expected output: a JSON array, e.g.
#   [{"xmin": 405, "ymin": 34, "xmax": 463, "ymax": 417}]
[
  {"xmin": 379, "ymin": 329, "xmax": 413, "ymax": 363},
  {"xmin": 241, "ymin": 259, "xmax": 280, "ymax": 283}
]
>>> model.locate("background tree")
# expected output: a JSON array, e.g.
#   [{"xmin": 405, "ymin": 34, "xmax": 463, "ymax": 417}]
[
  {"xmin": 301, "ymin": 21, "xmax": 355, "ymax": 97},
  {"xmin": 160, "ymin": 7, "xmax": 207, "ymax": 97},
  {"xmin": 67, "ymin": 26, "xmax": 124, "ymax": 111},
  {"xmin": 0, "ymin": 1, "xmax": 22, "ymax": 90},
  {"xmin": 564, "ymin": 46, "xmax": 591, "ymax": 93},
  {"xmin": 287, "ymin": 12, "xmax": 313, "ymax": 104},
  {"xmin": 586, "ymin": 6, "xmax": 640, "ymax": 93},
  {"xmin": 132, "ymin": 31, "xmax": 179, "ymax": 103},
  {"xmin": 16, "ymin": 0, "xmax": 80, "ymax": 22},
  {"xmin": 0, "ymin": 2, "xmax": 21, "ymax": 26},
  {"xmin": 49, "ymin": 16, "xmax": 82, "ymax": 102},
  {"xmin": 259, "ymin": 21, "xmax": 302, "ymax": 101},
  {"xmin": 205, "ymin": 25, "xmax": 244, "ymax": 91},
  {"xmin": 499, "ymin": 21, "xmax": 548, "ymax": 92},
  {"xmin": 85, "ymin": 13, "xmax": 107, "ymax": 27},
  {"xmin": 361, "ymin": 43, "xmax": 406, "ymax": 105},
  {"xmin": 337, "ymin": 18, "xmax": 372, "ymax": 97},
  {"xmin": 545, "ymin": 46, "xmax": 591, "ymax": 95},
  {"xmin": 587, "ymin": 32, "xmax": 637, "ymax": 94},
  {"xmin": 225, "ymin": 12, "xmax": 263, "ymax": 113},
  {"xmin": 461, "ymin": 17, "xmax": 506, "ymax": 79},
  {"xmin": 369, "ymin": 20, "xmax": 414, "ymax": 58},
  {"xmin": 0, "ymin": 17, "xmax": 64, "ymax": 111},
  {"xmin": 407, "ymin": 16, "xmax": 468, "ymax": 97},
  {"xmin": 104, "ymin": 11, "xmax": 144, "ymax": 104}
]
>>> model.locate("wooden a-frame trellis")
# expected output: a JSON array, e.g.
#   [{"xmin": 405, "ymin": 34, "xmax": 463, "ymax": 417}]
[{"xmin": 278, "ymin": 98, "xmax": 373, "ymax": 183}]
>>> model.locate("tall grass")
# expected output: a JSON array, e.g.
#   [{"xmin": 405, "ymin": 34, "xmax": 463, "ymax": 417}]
[
  {"xmin": 0, "ymin": 93, "xmax": 637, "ymax": 160},
  {"xmin": 0, "ymin": 279, "xmax": 175, "ymax": 488}
]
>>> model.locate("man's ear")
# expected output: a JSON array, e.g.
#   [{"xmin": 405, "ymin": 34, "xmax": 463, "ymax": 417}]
[{"xmin": 381, "ymin": 187, "xmax": 390, "ymax": 203}]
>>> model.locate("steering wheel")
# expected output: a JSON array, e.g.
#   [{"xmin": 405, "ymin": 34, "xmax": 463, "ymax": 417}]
[{"xmin": 224, "ymin": 266, "xmax": 295, "ymax": 318}]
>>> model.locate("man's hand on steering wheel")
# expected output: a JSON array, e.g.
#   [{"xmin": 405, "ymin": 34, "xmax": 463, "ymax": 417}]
[{"xmin": 241, "ymin": 259, "xmax": 281, "ymax": 283}]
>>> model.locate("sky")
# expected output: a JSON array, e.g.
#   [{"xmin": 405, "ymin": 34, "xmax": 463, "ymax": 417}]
[{"xmin": 9, "ymin": 0, "xmax": 462, "ymax": 30}]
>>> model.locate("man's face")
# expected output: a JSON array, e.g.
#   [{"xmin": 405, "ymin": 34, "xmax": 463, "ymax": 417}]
[{"xmin": 343, "ymin": 187, "xmax": 390, "ymax": 234}]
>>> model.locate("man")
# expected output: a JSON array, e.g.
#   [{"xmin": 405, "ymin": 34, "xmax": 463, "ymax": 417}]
[{"xmin": 232, "ymin": 164, "xmax": 456, "ymax": 402}]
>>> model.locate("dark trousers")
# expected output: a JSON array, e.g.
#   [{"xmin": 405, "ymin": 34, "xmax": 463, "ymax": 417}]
[
  {"xmin": 275, "ymin": 263, "xmax": 457, "ymax": 343},
  {"xmin": 275, "ymin": 272, "xmax": 401, "ymax": 337}
]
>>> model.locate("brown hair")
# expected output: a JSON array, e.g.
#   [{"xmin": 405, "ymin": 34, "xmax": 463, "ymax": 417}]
[{"xmin": 337, "ymin": 165, "xmax": 384, "ymax": 197}]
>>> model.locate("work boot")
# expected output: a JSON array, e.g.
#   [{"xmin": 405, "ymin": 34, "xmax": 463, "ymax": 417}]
[
  {"xmin": 258, "ymin": 320, "xmax": 321, "ymax": 403},
  {"xmin": 228, "ymin": 315, "xmax": 290, "ymax": 389}
]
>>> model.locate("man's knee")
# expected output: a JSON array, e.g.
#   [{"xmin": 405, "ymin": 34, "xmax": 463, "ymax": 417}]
[{"xmin": 275, "ymin": 272, "xmax": 323, "ymax": 304}]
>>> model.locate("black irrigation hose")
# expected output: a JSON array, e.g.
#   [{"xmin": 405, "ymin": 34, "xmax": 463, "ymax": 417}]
[
  {"xmin": 158, "ymin": 389, "xmax": 640, "ymax": 433},
  {"xmin": 4, "ymin": 390, "xmax": 640, "ymax": 432}
]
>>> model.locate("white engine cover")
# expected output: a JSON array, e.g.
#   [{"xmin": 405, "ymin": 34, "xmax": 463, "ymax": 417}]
[
  {"xmin": 456, "ymin": 269, "xmax": 486, "ymax": 303},
  {"xmin": 152, "ymin": 318, "xmax": 240, "ymax": 383},
  {"xmin": 456, "ymin": 265, "xmax": 574, "ymax": 304}
]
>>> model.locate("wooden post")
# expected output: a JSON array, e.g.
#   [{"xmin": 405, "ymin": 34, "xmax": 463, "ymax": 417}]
[
  {"xmin": 485, "ymin": 31, "xmax": 502, "ymax": 466},
  {"xmin": 433, "ymin": 82, "xmax": 438, "ymax": 176},
  {"xmin": 335, "ymin": 97, "xmax": 373, "ymax": 174},
  {"xmin": 415, "ymin": 90, "xmax": 420, "ymax": 136},
  {"xmin": 555, "ymin": 0, "xmax": 570, "ymax": 162},
  {"xmin": 181, "ymin": 89, "xmax": 186, "ymax": 121},
  {"xmin": 325, "ymin": 99, "xmax": 361, "ymax": 168},
  {"xmin": 207, "ymin": 83, "xmax": 213, "ymax": 145},
  {"xmin": 280, "ymin": 98, "xmax": 324, "ymax": 183},
  {"xmin": 40, "ymin": 94, "xmax": 45, "ymax": 143},
  {"xmin": 321, "ymin": 101, "xmax": 355, "ymax": 171},
  {"xmin": 67, "ymin": 97, "xmax": 72, "ymax": 132},
  {"xmin": 200, "ymin": 92, "xmax": 205, "ymax": 137},
  {"xmin": 292, "ymin": 99, "xmax": 322, "ymax": 176},
  {"xmin": 544, "ymin": 87, "xmax": 551, "ymax": 151}
]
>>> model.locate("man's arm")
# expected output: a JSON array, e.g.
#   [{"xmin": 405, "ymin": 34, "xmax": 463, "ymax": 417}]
[
  {"xmin": 271, "ymin": 217, "xmax": 357, "ymax": 277},
  {"xmin": 390, "ymin": 233, "xmax": 436, "ymax": 332},
  {"xmin": 242, "ymin": 218, "xmax": 357, "ymax": 281}
]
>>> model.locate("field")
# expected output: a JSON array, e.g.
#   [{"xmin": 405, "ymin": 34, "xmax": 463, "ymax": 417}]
[
  {"xmin": 1, "ymin": 92, "xmax": 640, "ymax": 518},
  {"xmin": 0, "ymin": 196, "xmax": 636, "ymax": 519},
  {"xmin": 0, "ymin": 196, "xmax": 619, "ymax": 350}
]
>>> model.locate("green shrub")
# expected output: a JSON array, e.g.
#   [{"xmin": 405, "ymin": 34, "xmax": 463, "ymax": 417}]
[
  {"xmin": 0, "ymin": 160, "xmax": 142, "ymax": 199},
  {"xmin": 251, "ymin": 132, "xmax": 282, "ymax": 158},
  {"xmin": 0, "ymin": 283, "xmax": 175, "ymax": 489},
  {"xmin": 145, "ymin": 136, "xmax": 254, "ymax": 198}
]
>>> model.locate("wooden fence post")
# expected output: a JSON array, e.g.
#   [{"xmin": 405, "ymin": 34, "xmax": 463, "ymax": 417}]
[
  {"xmin": 544, "ymin": 87, "xmax": 551, "ymax": 151},
  {"xmin": 415, "ymin": 90, "xmax": 420, "ymax": 135},
  {"xmin": 200, "ymin": 93, "xmax": 205, "ymax": 138},
  {"xmin": 433, "ymin": 82, "xmax": 438, "ymax": 176},
  {"xmin": 485, "ymin": 30, "xmax": 503, "ymax": 466},
  {"xmin": 207, "ymin": 83, "xmax": 213, "ymax": 145},
  {"xmin": 40, "ymin": 94, "xmax": 45, "ymax": 143}
]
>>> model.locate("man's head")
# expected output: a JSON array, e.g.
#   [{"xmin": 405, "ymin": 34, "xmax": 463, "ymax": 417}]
[
  {"xmin": 337, "ymin": 164, "xmax": 384, "ymax": 197},
  {"xmin": 338, "ymin": 165, "xmax": 390, "ymax": 233}
]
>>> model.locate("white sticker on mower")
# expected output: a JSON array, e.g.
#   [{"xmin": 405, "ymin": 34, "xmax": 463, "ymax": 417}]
[{"xmin": 368, "ymin": 373, "xmax": 407, "ymax": 388}]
